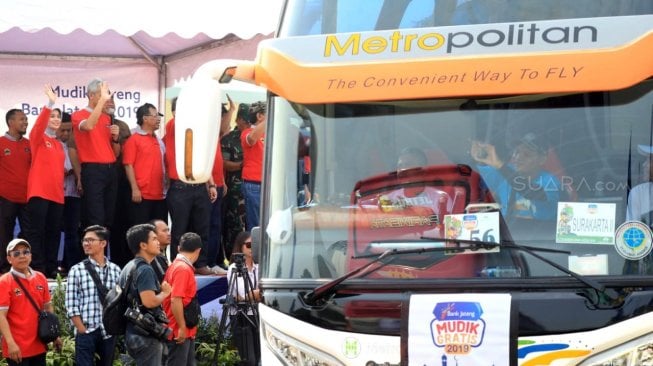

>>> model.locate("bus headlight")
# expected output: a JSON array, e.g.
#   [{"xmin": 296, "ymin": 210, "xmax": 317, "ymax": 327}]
[
  {"xmin": 262, "ymin": 320, "xmax": 345, "ymax": 366},
  {"xmin": 578, "ymin": 332, "xmax": 653, "ymax": 365}
]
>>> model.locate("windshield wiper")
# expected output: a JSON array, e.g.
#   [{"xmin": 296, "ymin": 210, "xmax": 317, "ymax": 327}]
[
  {"xmin": 413, "ymin": 237, "xmax": 617, "ymax": 301},
  {"xmin": 303, "ymin": 238, "xmax": 618, "ymax": 306},
  {"xmin": 303, "ymin": 248, "xmax": 399, "ymax": 306}
]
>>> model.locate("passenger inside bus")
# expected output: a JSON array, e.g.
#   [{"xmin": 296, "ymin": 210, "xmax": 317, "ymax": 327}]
[
  {"xmin": 626, "ymin": 144, "xmax": 653, "ymax": 225},
  {"xmin": 623, "ymin": 145, "xmax": 653, "ymax": 275},
  {"xmin": 470, "ymin": 132, "xmax": 563, "ymax": 222}
]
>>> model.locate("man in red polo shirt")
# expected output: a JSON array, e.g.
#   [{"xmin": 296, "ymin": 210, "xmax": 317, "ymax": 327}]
[
  {"xmin": 71, "ymin": 78, "xmax": 120, "ymax": 230},
  {"xmin": 0, "ymin": 238, "xmax": 61, "ymax": 364},
  {"xmin": 240, "ymin": 101, "xmax": 267, "ymax": 230},
  {"xmin": 162, "ymin": 232, "xmax": 202, "ymax": 365},
  {"xmin": 123, "ymin": 103, "xmax": 167, "ymax": 226},
  {"xmin": 0, "ymin": 109, "xmax": 31, "ymax": 273}
]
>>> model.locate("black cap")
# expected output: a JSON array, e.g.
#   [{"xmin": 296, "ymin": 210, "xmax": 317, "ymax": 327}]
[
  {"xmin": 237, "ymin": 103, "xmax": 250, "ymax": 121},
  {"xmin": 249, "ymin": 101, "xmax": 266, "ymax": 115}
]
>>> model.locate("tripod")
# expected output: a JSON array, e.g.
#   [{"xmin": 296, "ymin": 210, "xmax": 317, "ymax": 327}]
[{"xmin": 214, "ymin": 254, "xmax": 260, "ymax": 366}]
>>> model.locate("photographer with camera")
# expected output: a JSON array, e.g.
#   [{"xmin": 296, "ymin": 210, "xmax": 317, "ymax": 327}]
[
  {"xmin": 240, "ymin": 101, "xmax": 267, "ymax": 230},
  {"xmin": 162, "ymin": 232, "xmax": 202, "ymax": 365},
  {"xmin": 227, "ymin": 231, "xmax": 261, "ymax": 366},
  {"xmin": 122, "ymin": 223, "xmax": 172, "ymax": 366}
]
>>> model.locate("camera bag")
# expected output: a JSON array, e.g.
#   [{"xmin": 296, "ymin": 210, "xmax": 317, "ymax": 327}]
[
  {"xmin": 103, "ymin": 257, "xmax": 145, "ymax": 335},
  {"xmin": 183, "ymin": 296, "xmax": 201, "ymax": 328},
  {"xmin": 11, "ymin": 273, "xmax": 61, "ymax": 344}
]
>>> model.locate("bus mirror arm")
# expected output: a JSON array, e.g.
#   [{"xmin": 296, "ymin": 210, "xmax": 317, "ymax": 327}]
[{"xmin": 193, "ymin": 59, "xmax": 257, "ymax": 85}]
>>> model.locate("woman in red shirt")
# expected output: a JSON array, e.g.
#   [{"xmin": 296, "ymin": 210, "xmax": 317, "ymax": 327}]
[{"xmin": 24, "ymin": 85, "xmax": 65, "ymax": 278}]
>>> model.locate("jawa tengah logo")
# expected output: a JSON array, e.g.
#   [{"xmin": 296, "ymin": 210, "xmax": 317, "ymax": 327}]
[{"xmin": 431, "ymin": 302, "xmax": 486, "ymax": 355}]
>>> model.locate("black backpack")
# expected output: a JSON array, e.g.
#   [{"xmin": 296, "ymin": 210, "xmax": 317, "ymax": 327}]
[{"xmin": 102, "ymin": 258, "xmax": 145, "ymax": 335}]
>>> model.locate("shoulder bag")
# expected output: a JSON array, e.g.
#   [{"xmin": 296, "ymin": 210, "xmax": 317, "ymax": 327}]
[{"xmin": 11, "ymin": 273, "xmax": 61, "ymax": 343}]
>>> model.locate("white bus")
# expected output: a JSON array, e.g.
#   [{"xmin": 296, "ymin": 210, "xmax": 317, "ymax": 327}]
[{"xmin": 177, "ymin": 1, "xmax": 653, "ymax": 365}]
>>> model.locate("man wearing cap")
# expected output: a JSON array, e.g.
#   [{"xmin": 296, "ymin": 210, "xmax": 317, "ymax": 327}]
[
  {"xmin": 626, "ymin": 144, "xmax": 653, "ymax": 225},
  {"xmin": 220, "ymin": 103, "xmax": 250, "ymax": 262},
  {"xmin": 0, "ymin": 238, "xmax": 62, "ymax": 364},
  {"xmin": 471, "ymin": 132, "xmax": 562, "ymax": 221},
  {"xmin": 123, "ymin": 103, "xmax": 167, "ymax": 226}
]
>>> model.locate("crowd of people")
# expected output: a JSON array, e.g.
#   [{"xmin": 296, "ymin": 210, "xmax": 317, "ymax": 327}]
[{"xmin": 0, "ymin": 78, "xmax": 267, "ymax": 365}]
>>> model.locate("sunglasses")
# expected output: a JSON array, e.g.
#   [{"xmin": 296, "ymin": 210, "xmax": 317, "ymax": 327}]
[
  {"xmin": 10, "ymin": 249, "xmax": 31, "ymax": 258},
  {"xmin": 244, "ymin": 241, "xmax": 252, "ymax": 248}
]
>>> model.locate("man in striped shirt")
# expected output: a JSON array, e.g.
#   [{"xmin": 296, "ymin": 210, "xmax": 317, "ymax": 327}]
[{"xmin": 65, "ymin": 225, "xmax": 121, "ymax": 366}]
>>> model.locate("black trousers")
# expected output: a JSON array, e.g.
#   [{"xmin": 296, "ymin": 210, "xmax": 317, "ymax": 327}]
[
  {"xmin": 7, "ymin": 352, "xmax": 46, "ymax": 366},
  {"xmin": 80, "ymin": 162, "xmax": 117, "ymax": 228},
  {"xmin": 128, "ymin": 199, "xmax": 168, "ymax": 227},
  {"xmin": 166, "ymin": 180, "xmax": 210, "ymax": 267},
  {"xmin": 24, "ymin": 197, "xmax": 63, "ymax": 275},
  {"xmin": 0, "ymin": 197, "xmax": 27, "ymax": 272},
  {"xmin": 61, "ymin": 196, "xmax": 82, "ymax": 270}
]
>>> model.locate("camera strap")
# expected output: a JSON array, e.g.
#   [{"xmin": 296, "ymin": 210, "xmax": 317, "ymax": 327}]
[{"xmin": 126, "ymin": 257, "xmax": 147, "ymax": 309}]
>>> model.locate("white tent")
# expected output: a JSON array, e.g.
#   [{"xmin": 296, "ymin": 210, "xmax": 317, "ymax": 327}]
[
  {"xmin": 0, "ymin": 0, "xmax": 281, "ymax": 131},
  {"xmin": 0, "ymin": 0, "xmax": 282, "ymax": 58}
]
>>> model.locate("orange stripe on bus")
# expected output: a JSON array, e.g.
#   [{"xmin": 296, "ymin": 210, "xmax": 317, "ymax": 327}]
[{"xmin": 254, "ymin": 32, "xmax": 653, "ymax": 103}]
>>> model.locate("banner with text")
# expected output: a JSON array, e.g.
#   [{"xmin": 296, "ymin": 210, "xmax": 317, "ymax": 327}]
[{"xmin": 0, "ymin": 58, "xmax": 158, "ymax": 135}]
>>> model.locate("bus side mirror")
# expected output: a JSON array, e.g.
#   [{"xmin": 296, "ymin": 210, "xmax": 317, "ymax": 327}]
[
  {"xmin": 175, "ymin": 77, "xmax": 223, "ymax": 183},
  {"xmin": 175, "ymin": 60, "xmax": 256, "ymax": 183}
]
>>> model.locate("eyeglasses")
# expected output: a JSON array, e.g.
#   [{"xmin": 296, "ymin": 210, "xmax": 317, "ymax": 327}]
[
  {"xmin": 244, "ymin": 241, "xmax": 252, "ymax": 248},
  {"xmin": 10, "ymin": 249, "xmax": 31, "ymax": 258},
  {"xmin": 144, "ymin": 115, "xmax": 162, "ymax": 119},
  {"xmin": 82, "ymin": 238, "xmax": 102, "ymax": 245}
]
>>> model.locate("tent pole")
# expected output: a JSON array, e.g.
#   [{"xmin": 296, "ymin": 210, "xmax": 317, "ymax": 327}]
[{"xmin": 127, "ymin": 36, "xmax": 163, "ymax": 72}]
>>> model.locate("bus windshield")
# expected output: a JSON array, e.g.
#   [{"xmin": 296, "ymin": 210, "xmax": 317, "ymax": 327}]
[
  {"xmin": 263, "ymin": 79, "xmax": 653, "ymax": 281},
  {"xmin": 280, "ymin": 0, "xmax": 653, "ymax": 37}
]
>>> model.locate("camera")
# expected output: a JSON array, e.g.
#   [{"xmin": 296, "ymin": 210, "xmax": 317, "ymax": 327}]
[
  {"xmin": 233, "ymin": 253, "xmax": 245, "ymax": 265},
  {"xmin": 124, "ymin": 307, "xmax": 172, "ymax": 341}
]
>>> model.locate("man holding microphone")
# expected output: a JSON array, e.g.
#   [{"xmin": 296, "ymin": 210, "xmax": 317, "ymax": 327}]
[{"xmin": 71, "ymin": 78, "xmax": 120, "ymax": 232}]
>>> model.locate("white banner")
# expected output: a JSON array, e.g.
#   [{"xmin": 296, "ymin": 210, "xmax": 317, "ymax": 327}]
[
  {"xmin": 0, "ymin": 58, "xmax": 158, "ymax": 135},
  {"xmin": 409, "ymin": 293, "xmax": 511, "ymax": 366}
]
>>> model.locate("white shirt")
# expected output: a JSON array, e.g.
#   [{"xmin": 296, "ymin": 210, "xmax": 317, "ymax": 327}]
[
  {"xmin": 627, "ymin": 182, "xmax": 653, "ymax": 224},
  {"xmin": 226, "ymin": 262, "xmax": 258, "ymax": 315}
]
